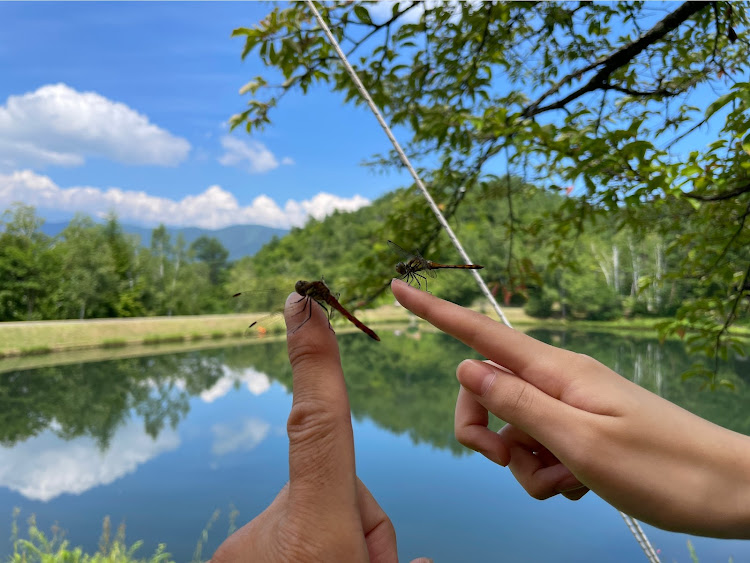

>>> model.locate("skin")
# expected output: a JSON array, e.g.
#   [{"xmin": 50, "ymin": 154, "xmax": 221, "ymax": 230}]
[
  {"xmin": 211, "ymin": 292, "xmax": 430, "ymax": 563},
  {"xmin": 390, "ymin": 278, "xmax": 750, "ymax": 539}
]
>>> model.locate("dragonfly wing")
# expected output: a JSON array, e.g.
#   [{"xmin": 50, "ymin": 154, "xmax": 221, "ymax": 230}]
[
  {"xmin": 232, "ymin": 288, "xmax": 300, "ymax": 338},
  {"xmin": 387, "ymin": 240, "xmax": 414, "ymax": 260}
]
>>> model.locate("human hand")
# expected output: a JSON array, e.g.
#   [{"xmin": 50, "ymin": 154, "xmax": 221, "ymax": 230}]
[
  {"xmin": 212, "ymin": 293, "xmax": 412, "ymax": 562},
  {"xmin": 391, "ymin": 278, "xmax": 750, "ymax": 539}
]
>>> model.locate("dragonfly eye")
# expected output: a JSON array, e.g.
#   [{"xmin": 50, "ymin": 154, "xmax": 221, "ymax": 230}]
[
  {"xmin": 295, "ymin": 280, "xmax": 307, "ymax": 295},
  {"xmin": 395, "ymin": 262, "xmax": 407, "ymax": 275}
]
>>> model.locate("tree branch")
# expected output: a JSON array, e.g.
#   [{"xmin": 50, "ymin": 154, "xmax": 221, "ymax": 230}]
[
  {"xmin": 713, "ymin": 260, "xmax": 750, "ymax": 373},
  {"xmin": 345, "ymin": 1, "xmax": 421, "ymax": 57},
  {"xmin": 600, "ymin": 82, "xmax": 678, "ymax": 97},
  {"xmin": 522, "ymin": 1, "xmax": 711, "ymax": 118},
  {"xmin": 708, "ymin": 200, "xmax": 750, "ymax": 274},
  {"xmin": 685, "ymin": 181, "xmax": 750, "ymax": 202}
]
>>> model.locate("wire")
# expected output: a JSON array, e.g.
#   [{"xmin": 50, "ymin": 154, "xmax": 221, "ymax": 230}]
[
  {"xmin": 304, "ymin": 0, "xmax": 510, "ymax": 327},
  {"xmin": 304, "ymin": 2, "xmax": 660, "ymax": 561}
]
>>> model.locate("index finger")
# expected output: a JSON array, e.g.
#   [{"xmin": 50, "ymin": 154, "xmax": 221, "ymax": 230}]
[
  {"xmin": 391, "ymin": 278, "xmax": 574, "ymax": 395},
  {"xmin": 283, "ymin": 293, "xmax": 358, "ymax": 514}
]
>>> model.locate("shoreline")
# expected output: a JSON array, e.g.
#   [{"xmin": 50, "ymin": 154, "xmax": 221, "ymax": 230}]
[{"xmin": 1, "ymin": 306, "xmax": 744, "ymax": 363}]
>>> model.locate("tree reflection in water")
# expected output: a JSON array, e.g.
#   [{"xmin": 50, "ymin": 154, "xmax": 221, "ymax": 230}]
[{"xmin": 0, "ymin": 329, "xmax": 746, "ymax": 455}]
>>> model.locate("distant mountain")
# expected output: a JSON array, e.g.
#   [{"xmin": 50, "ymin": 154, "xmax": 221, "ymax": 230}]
[{"xmin": 40, "ymin": 221, "xmax": 288, "ymax": 261}]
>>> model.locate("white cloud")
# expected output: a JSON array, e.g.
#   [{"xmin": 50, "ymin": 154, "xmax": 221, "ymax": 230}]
[
  {"xmin": 0, "ymin": 170, "xmax": 371, "ymax": 229},
  {"xmin": 367, "ymin": 1, "xmax": 425, "ymax": 24},
  {"xmin": 218, "ymin": 136, "xmax": 292, "ymax": 174},
  {"xmin": 0, "ymin": 83, "xmax": 190, "ymax": 169},
  {"xmin": 367, "ymin": 1, "xmax": 471, "ymax": 25},
  {"xmin": 211, "ymin": 417, "xmax": 271, "ymax": 456},
  {"xmin": 0, "ymin": 422, "xmax": 179, "ymax": 502},
  {"xmin": 200, "ymin": 366, "xmax": 272, "ymax": 403}
]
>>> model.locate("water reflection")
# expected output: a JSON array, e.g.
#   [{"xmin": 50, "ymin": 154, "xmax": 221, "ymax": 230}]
[
  {"xmin": 0, "ymin": 422, "xmax": 179, "ymax": 501},
  {"xmin": 211, "ymin": 417, "xmax": 271, "ymax": 456},
  {"xmin": 200, "ymin": 366, "xmax": 274, "ymax": 403},
  {"xmin": 0, "ymin": 329, "xmax": 746, "ymax": 501},
  {"xmin": 0, "ymin": 329, "xmax": 748, "ymax": 562}
]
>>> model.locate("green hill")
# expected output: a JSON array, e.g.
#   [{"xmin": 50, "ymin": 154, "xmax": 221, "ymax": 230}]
[{"xmin": 40, "ymin": 221, "xmax": 287, "ymax": 261}]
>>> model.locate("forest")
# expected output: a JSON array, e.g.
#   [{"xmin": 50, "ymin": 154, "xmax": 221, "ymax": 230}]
[
  {"xmin": 228, "ymin": 1, "xmax": 750, "ymax": 365},
  {"xmin": 0, "ymin": 177, "xmax": 711, "ymax": 327}
]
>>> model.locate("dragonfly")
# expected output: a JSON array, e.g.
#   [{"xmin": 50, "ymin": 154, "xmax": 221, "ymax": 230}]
[
  {"xmin": 388, "ymin": 240, "xmax": 484, "ymax": 289},
  {"xmin": 232, "ymin": 279, "xmax": 380, "ymax": 342}
]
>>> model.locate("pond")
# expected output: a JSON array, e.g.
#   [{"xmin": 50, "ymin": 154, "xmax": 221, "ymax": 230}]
[{"xmin": 0, "ymin": 327, "xmax": 748, "ymax": 562}]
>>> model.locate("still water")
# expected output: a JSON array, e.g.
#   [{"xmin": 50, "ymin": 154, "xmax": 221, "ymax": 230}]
[{"xmin": 0, "ymin": 328, "xmax": 748, "ymax": 562}]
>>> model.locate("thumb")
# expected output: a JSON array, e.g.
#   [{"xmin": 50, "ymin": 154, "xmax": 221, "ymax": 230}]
[{"xmin": 456, "ymin": 359, "xmax": 580, "ymax": 447}]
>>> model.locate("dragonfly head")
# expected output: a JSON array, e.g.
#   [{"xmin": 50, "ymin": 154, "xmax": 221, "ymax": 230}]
[
  {"xmin": 295, "ymin": 280, "xmax": 310, "ymax": 296},
  {"xmin": 395, "ymin": 262, "xmax": 408, "ymax": 276}
]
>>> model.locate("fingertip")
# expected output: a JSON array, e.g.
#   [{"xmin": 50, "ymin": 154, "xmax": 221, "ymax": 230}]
[
  {"xmin": 456, "ymin": 359, "xmax": 497, "ymax": 397},
  {"xmin": 390, "ymin": 277, "xmax": 413, "ymax": 301},
  {"xmin": 283, "ymin": 291, "xmax": 303, "ymax": 323}
]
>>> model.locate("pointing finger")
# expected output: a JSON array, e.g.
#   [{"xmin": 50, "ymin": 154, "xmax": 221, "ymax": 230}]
[{"xmin": 391, "ymin": 279, "xmax": 580, "ymax": 397}]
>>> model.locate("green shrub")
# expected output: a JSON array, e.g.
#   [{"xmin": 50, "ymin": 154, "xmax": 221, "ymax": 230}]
[
  {"xmin": 524, "ymin": 287, "xmax": 556, "ymax": 318},
  {"xmin": 142, "ymin": 335, "xmax": 185, "ymax": 345},
  {"xmin": 19, "ymin": 345, "xmax": 53, "ymax": 356}
]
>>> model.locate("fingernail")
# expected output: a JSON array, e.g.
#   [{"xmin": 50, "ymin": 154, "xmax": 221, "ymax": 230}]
[{"xmin": 457, "ymin": 360, "xmax": 496, "ymax": 396}]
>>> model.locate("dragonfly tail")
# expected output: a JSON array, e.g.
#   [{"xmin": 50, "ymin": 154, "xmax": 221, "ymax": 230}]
[{"xmin": 328, "ymin": 299, "xmax": 380, "ymax": 341}]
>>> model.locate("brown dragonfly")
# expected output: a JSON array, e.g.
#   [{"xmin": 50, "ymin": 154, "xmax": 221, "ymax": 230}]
[
  {"xmin": 388, "ymin": 240, "xmax": 484, "ymax": 289},
  {"xmin": 233, "ymin": 279, "xmax": 380, "ymax": 341}
]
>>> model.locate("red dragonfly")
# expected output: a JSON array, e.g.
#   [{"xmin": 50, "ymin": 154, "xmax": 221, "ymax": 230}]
[
  {"xmin": 233, "ymin": 279, "xmax": 380, "ymax": 342},
  {"xmin": 388, "ymin": 240, "xmax": 484, "ymax": 289}
]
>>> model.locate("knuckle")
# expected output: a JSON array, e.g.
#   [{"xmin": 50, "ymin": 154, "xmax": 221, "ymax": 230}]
[
  {"xmin": 527, "ymin": 483, "xmax": 554, "ymax": 501},
  {"xmin": 570, "ymin": 352, "xmax": 599, "ymax": 372},
  {"xmin": 509, "ymin": 383, "xmax": 534, "ymax": 416},
  {"xmin": 454, "ymin": 425, "xmax": 472, "ymax": 447},
  {"xmin": 521, "ymin": 472, "xmax": 555, "ymax": 501},
  {"xmin": 287, "ymin": 339, "xmax": 327, "ymax": 371},
  {"xmin": 287, "ymin": 397, "xmax": 349, "ymax": 446}
]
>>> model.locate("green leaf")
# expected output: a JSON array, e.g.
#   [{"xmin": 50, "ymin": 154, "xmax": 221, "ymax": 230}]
[
  {"xmin": 354, "ymin": 5, "xmax": 372, "ymax": 25},
  {"xmin": 742, "ymin": 132, "xmax": 750, "ymax": 156},
  {"xmin": 705, "ymin": 93, "xmax": 735, "ymax": 119}
]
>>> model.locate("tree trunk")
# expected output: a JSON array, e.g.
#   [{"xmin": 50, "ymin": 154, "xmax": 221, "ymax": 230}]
[{"xmin": 613, "ymin": 245, "xmax": 620, "ymax": 294}]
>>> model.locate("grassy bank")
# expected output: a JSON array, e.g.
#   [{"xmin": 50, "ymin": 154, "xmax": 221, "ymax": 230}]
[
  {"xmin": 3, "ymin": 303, "xmax": 739, "ymax": 361},
  {"xmin": 0, "ymin": 306, "xmax": 413, "ymax": 358},
  {"xmin": 0, "ymin": 305, "xmax": 540, "ymax": 358}
]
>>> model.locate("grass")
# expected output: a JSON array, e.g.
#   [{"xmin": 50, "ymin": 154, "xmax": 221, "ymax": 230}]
[
  {"xmin": 143, "ymin": 334, "xmax": 186, "ymax": 345},
  {"xmin": 3, "ymin": 303, "xmax": 741, "ymax": 359},
  {"xmin": 8, "ymin": 506, "xmax": 241, "ymax": 563},
  {"xmin": 0, "ymin": 313, "xmax": 267, "ymax": 357},
  {"xmin": 9, "ymin": 511, "xmax": 173, "ymax": 563},
  {"xmin": 19, "ymin": 345, "xmax": 53, "ymax": 356}
]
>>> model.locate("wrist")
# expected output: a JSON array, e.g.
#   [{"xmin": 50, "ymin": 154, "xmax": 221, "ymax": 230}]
[{"xmin": 701, "ymin": 429, "xmax": 750, "ymax": 539}]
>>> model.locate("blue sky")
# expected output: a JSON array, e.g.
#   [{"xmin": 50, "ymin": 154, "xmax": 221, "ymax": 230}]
[
  {"xmin": 0, "ymin": 2, "xmax": 412, "ymax": 229},
  {"xmin": 0, "ymin": 2, "xmax": 738, "ymax": 230}
]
